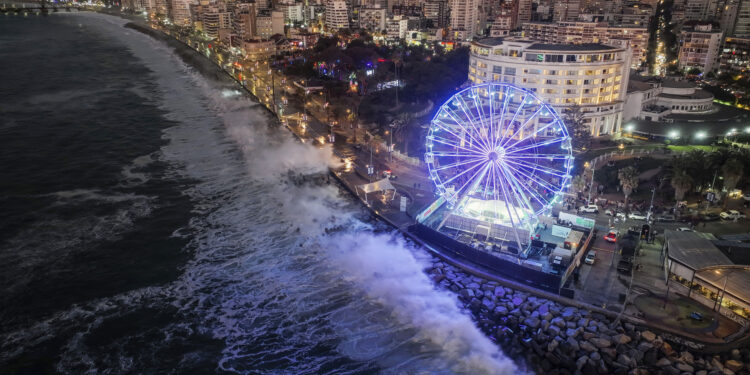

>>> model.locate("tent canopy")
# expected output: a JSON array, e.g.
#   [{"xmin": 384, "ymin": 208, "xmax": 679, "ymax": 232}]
[{"xmin": 357, "ymin": 178, "xmax": 395, "ymax": 194}]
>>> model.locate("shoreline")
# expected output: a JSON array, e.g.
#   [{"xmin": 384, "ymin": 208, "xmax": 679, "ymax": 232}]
[{"xmin": 118, "ymin": 13, "xmax": 750, "ymax": 373}]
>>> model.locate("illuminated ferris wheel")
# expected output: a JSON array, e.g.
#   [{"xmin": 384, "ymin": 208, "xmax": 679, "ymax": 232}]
[{"xmin": 424, "ymin": 83, "xmax": 573, "ymax": 248}]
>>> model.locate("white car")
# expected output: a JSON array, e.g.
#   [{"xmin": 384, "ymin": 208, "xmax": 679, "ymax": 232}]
[
  {"xmin": 578, "ymin": 204, "xmax": 599, "ymax": 214},
  {"xmin": 677, "ymin": 227, "xmax": 694, "ymax": 232},
  {"xmin": 720, "ymin": 210, "xmax": 746, "ymax": 220},
  {"xmin": 743, "ymin": 193, "xmax": 750, "ymax": 201},
  {"xmin": 585, "ymin": 251, "xmax": 596, "ymax": 265},
  {"xmin": 628, "ymin": 212, "xmax": 647, "ymax": 220}
]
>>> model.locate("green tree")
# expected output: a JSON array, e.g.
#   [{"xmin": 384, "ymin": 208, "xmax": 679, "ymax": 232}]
[
  {"xmin": 618, "ymin": 166, "xmax": 639, "ymax": 210},
  {"xmin": 670, "ymin": 168, "xmax": 693, "ymax": 201}
]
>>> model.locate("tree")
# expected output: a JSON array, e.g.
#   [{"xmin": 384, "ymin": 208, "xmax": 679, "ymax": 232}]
[
  {"xmin": 618, "ymin": 166, "xmax": 639, "ymax": 210},
  {"xmin": 670, "ymin": 168, "xmax": 693, "ymax": 201},
  {"xmin": 563, "ymin": 105, "xmax": 591, "ymax": 150},
  {"xmin": 572, "ymin": 174, "xmax": 587, "ymax": 195},
  {"xmin": 721, "ymin": 158, "xmax": 744, "ymax": 208}
]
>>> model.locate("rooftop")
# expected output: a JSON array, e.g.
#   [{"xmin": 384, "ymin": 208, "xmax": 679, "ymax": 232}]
[
  {"xmin": 659, "ymin": 90, "xmax": 713, "ymax": 100},
  {"xmin": 665, "ymin": 230, "xmax": 731, "ymax": 270},
  {"xmin": 662, "ymin": 79, "xmax": 695, "ymax": 89}
]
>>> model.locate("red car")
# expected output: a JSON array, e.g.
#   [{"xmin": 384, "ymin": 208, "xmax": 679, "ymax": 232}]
[{"xmin": 604, "ymin": 230, "xmax": 618, "ymax": 243}]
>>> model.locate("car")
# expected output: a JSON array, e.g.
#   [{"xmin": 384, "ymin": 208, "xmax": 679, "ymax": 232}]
[
  {"xmin": 604, "ymin": 230, "xmax": 618, "ymax": 243},
  {"xmin": 720, "ymin": 210, "xmax": 746, "ymax": 220},
  {"xmin": 617, "ymin": 260, "xmax": 633, "ymax": 275},
  {"xmin": 578, "ymin": 204, "xmax": 599, "ymax": 214},
  {"xmin": 744, "ymin": 193, "xmax": 750, "ymax": 201},
  {"xmin": 628, "ymin": 212, "xmax": 647, "ymax": 220},
  {"xmin": 656, "ymin": 214, "xmax": 676, "ymax": 222},
  {"xmin": 677, "ymin": 227, "xmax": 694, "ymax": 232},
  {"xmin": 605, "ymin": 208, "xmax": 615, "ymax": 216},
  {"xmin": 585, "ymin": 251, "xmax": 596, "ymax": 265},
  {"xmin": 703, "ymin": 213, "xmax": 721, "ymax": 222}
]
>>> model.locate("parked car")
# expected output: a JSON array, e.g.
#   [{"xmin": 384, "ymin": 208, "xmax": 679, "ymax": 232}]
[
  {"xmin": 628, "ymin": 212, "xmax": 647, "ymax": 220},
  {"xmin": 585, "ymin": 251, "xmax": 596, "ymax": 265},
  {"xmin": 677, "ymin": 227, "xmax": 694, "ymax": 232},
  {"xmin": 656, "ymin": 214, "xmax": 676, "ymax": 222},
  {"xmin": 743, "ymin": 193, "xmax": 750, "ymax": 201},
  {"xmin": 617, "ymin": 260, "xmax": 633, "ymax": 275},
  {"xmin": 703, "ymin": 213, "xmax": 721, "ymax": 222},
  {"xmin": 604, "ymin": 230, "xmax": 618, "ymax": 243},
  {"xmin": 578, "ymin": 204, "xmax": 599, "ymax": 214},
  {"xmin": 720, "ymin": 210, "xmax": 746, "ymax": 220}
]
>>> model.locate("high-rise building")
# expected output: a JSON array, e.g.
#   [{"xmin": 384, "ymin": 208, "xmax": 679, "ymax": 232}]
[
  {"xmin": 734, "ymin": 0, "xmax": 750, "ymax": 37},
  {"xmin": 553, "ymin": 0, "xmax": 581, "ymax": 22},
  {"xmin": 325, "ymin": 0, "xmax": 350, "ymax": 30},
  {"xmin": 522, "ymin": 21, "xmax": 648, "ymax": 68},
  {"xmin": 719, "ymin": 0, "xmax": 740, "ymax": 36},
  {"xmin": 450, "ymin": 0, "xmax": 479, "ymax": 40},
  {"xmin": 423, "ymin": 0, "xmax": 449, "ymax": 28},
  {"xmin": 468, "ymin": 37, "xmax": 631, "ymax": 136},
  {"xmin": 515, "ymin": 0, "xmax": 532, "ymax": 27},
  {"xmin": 169, "ymin": 0, "xmax": 195, "ymax": 26},
  {"xmin": 232, "ymin": 2, "xmax": 257, "ymax": 45},
  {"xmin": 359, "ymin": 7, "xmax": 387, "ymax": 31},
  {"xmin": 678, "ymin": 23, "xmax": 723, "ymax": 73},
  {"xmin": 719, "ymin": 36, "xmax": 750, "ymax": 73},
  {"xmin": 257, "ymin": 10, "xmax": 285, "ymax": 39}
]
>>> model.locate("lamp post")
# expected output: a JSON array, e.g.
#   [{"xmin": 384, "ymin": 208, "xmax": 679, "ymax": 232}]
[
  {"xmin": 647, "ymin": 186, "xmax": 656, "ymax": 222},
  {"xmin": 587, "ymin": 159, "xmax": 596, "ymax": 205}
]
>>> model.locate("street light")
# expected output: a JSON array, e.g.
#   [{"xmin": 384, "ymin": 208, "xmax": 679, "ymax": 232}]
[
  {"xmin": 625, "ymin": 124, "xmax": 634, "ymax": 132},
  {"xmin": 669, "ymin": 130, "xmax": 679, "ymax": 139}
]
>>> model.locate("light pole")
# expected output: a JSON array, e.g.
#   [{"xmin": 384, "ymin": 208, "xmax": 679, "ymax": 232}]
[
  {"xmin": 647, "ymin": 186, "xmax": 656, "ymax": 222},
  {"xmin": 388, "ymin": 122, "xmax": 396, "ymax": 163}
]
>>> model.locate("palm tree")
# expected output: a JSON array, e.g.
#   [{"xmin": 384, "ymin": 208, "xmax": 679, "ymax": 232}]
[
  {"xmin": 618, "ymin": 166, "xmax": 639, "ymax": 210},
  {"xmin": 670, "ymin": 169, "xmax": 693, "ymax": 201},
  {"xmin": 721, "ymin": 158, "xmax": 744, "ymax": 208}
]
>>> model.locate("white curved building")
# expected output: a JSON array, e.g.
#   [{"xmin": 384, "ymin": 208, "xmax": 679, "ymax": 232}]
[{"xmin": 469, "ymin": 38, "xmax": 632, "ymax": 136}]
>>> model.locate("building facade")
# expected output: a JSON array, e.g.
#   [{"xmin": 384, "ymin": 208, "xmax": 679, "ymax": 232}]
[
  {"xmin": 359, "ymin": 7, "xmax": 387, "ymax": 31},
  {"xmin": 678, "ymin": 23, "xmax": 723, "ymax": 73},
  {"xmin": 325, "ymin": 0, "xmax": 350, "ymax": 30},
  {"xmin": 450, "ymin": 0, "xmax": 479, "ymax": 40},
  {"xmin": 720, "ymin": 36, "xmax": 750, "ymax": 73},
  {"xmin": 624, "ymin": 77, "xmax": 715, "ymax": 122},
  {"xmin": 468, "ymin": 38, "xmax": 631, "ymax": 136},
  {"xmin": 257, "ymin": 10, "xmax": 285, "ymax": 39}
]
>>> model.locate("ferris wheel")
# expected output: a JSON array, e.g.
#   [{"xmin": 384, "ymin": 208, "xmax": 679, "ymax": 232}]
[{"xmin": 425, "ymin": 83, "xmax": 573, "ymax": 247}]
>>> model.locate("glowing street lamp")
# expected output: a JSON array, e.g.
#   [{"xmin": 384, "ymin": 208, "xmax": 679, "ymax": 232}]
[
  {"xmin": 695, "ymin": 131, "xmax": 707, "ymax": 139},
  {"xmin": 669, "ymin": 130, "xmax": 679, "ymax": 139}
]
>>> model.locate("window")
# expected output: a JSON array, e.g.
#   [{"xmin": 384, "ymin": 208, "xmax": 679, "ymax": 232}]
[
  {"xmin": 545, "ymin": 54, "xmax": 563, "ymax": 62},
  {"xmin": 493, "ymin": 66, "xmax": 503, "ymax": 74},
  {"xmin": 566, "ymin": 55, "xmax": 576, "ymax": 62},
  {"xmin": 505, "ymin": 67, "xmax": 516, "ymax": 76},
  {"xmin": 567, "ymin": 70, "xmax": 578, "ymax": 76},
  {"xmin": 545, "ymin": 79, "xmax": 557, "ymax": 84}
]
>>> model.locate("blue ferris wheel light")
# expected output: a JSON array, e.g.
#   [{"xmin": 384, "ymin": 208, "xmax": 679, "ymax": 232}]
[{"xmin": 425, "ymin": 82, "xmax": 573, "ymax": 230}]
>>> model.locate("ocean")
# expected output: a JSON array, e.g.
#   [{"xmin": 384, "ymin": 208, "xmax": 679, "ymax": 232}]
[{"xmin": 0, "ymin": 12, "xmax": 516, "ymax": 374}]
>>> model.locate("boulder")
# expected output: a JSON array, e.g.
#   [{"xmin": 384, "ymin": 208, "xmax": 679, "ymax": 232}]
[
  {"xmin": 562, "ymin": 307, "xmax": 578, "ymax": 320},
  {"xmin": 589, "ymin": 337, "xmax": 612, "ymax": 348},
  {"xmin": 730, "ymin": 349, "xmax": 741, "ymax": 361},
  {"xmin": 551, "ymin": 317, "xmax": 566, "ymax": 328},
  {"xmin": 613, "ymin": 334, "xmax": 632, "ymax": 345},
  {"xmin": 637, "ymin": 341, "xmax": 653, "ymax": 352},
  {"xmin": 523, "ymin": 317, "xmax": 541, "ymax": 329},
  {"xmin": 493, "ymin": 305, "xmax": 509, "ymax": 318},
  {"xmin": 676, "ymin": 362, "xmax": 695, "ymax": 372},
  {"xmin": 617, "ymin": 354, "xmax": 633, "ymax": 368},
  {"xmin": 679, "ymin": 351, "xmax": 695, "ymax": 365},
  {"xmin": 548, "ymin": 324, "xmax": 561, "ymax": 337},
  {"xmin": 460, "ymin": 289, "xmax": 475, "ymax": 299},
  {"xmin": 547, "ymin": 339, "xmax": 559, "ymax": 353},
  {"xmin": 656, "ymin": 357, "xmax": 672, "ymax": 367},
  {"xmin": 576, "ymin": 355, "xmax": 589, "ymax": 370},
  {"xmin": 724, "ymin": 360, "xmax": 743, "ymax": 372},
  {"xmin": 481, "ymin": 298, "xmax": 495, "ymax": 311},
  {"xmin": 566, "ymin": 337, "xmax": 580, "ymax": 352},
  {"xmin": 493, "ymin": 286, "xmax": 506, "ymax": 298},
  {"xmin": 565, "ymin": 328, "xmax": 579, "ymax": 338},
  {"xmin": 580, "ymin": 341, "xmax": 597, "ymax": 352},
  {"xmin": 663, "ymin": 365, "xmax": 681, "ymax": 375},
  {"xmin": 641, "ymin": 330, "xmax": 657, "ymax": 342},
  {"xmin": 600, "ymin": 347, "xmax": 617, "ymax": 359},
  {"xmin": 512, "ymin": 296, "xmax": 525, "ymax": 306}
]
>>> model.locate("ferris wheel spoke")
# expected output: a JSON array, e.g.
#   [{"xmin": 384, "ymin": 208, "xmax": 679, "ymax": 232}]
[
  {"xmin": 432, "ymin": 118, "xmax": 482, "ymax": 150},
  {"xmin": 492, "ymin": 162, "xmax": 525, "ymax": 250},
  {"xmin": 492, "ymin": 86, "xmax": 512, "ymax": 150},
  {"xmin": 511, "ymin": 153, "xmax": 570, "ymax": 160},
  {"xmin": 500, "ymin": 92, "xmax": 529, "ymax": 143},
  {"xmin": 433, "ymin": 156, "xmax": 486, "ymax": 172},
  {"xmin": 439, "ymin": 159, "xmax": 487, "ymax": 187},
  {"xmin": 467, "ymin": 89, "xmax": 489, "ymax": 136},
  {"xmin": 500, "ymin": 106, "xmax": 544, "ymax": 149},
  {"xmin": 505, "ymin": 135, "xmax": 568, "ymax": 155},
  {"xmin": 452, "ymin": 163, "xmax": 491, "ymax": 198},
  {"xmin": 499, "ymin": 162, "xmax": 550, "ymax": 211},
  {"xmin": 496, "ymin": 161, "xmax": 536, "ymax": 215},
  {"xmin": 502, "ymin": 119, "xmax": 561, "ymax": 151},
  {"xmin": 502, "ymin": 161, "xmax": 560, "ymax": 193},
  {"xmin": 430, "ymin": 135, "xmax": 487, "ymax": 155},
  {"xmin": 440, "ymin": 109, "xmax": 491, "ymax": 153},
  {"xmin": 453, "ymin": 98, "xmax": 492, "ymax": 152},
  {"xmin": 430, "ymin": 151, "xmax": 486, "ymax": 158},
  {"xmin": 504, "ymin": 158, "xmax": 567, "ymax": 178}
]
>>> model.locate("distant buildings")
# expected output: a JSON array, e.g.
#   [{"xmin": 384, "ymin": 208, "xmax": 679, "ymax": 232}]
[
  {"xmin": 449, "ymin": 0, "xmax": 479, "ymax": 40},
  {"xmin": 720, "ymin": 37, "xmax": 750, "ymax": 74},
  {"xmin": 359, "ymin": 7, "xmax": 387, "ymax": 31},
  {"xmin": 325, "ymin": 0, "xmax": 350, "ymax": 30},
  {"xmin": 469, "ymin": 38, "xmax": 631, "ymax": 136},
  {"xmin": 523, "ymin": 21, "xmax": 648, "ymax": 69},
  {"xmin": 257, "ymin": 10, "xmax": 285, "ymax": 39}
]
